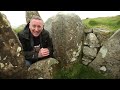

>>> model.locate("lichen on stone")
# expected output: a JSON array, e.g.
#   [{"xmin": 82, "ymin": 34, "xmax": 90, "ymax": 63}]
[
  {"xmin": 0, "ymin": 63, "xmax": 4, "ymax": 68},
  {"xmin": 99, "ymin": 46, "xmax": 108, "ymax": 58},
  {"xmin": 17, "ymin": 53, "xmax": 20, "ymax": 57},
  {"xmin": 17, "ymin": 46, "xmax": 21, "ymax": 53},
  {"xmin": 3, "ymin": 56, "xmax": 7, "ymax": 60},
  {"xmin": 71, "ymin": 42, "xmax": 82, "ymax": 62}
]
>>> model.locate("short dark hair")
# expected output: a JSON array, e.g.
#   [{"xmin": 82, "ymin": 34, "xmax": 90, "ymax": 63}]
[{"xmin": 30, "ymin": 15, "xmax": 43, "ymax": 22}]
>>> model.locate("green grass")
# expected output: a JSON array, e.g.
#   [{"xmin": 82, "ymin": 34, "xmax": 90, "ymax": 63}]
[
  {"xmin": 12, "ymin": 24, "xmax": 26, "ymax": 34},
  {"xmin": 53, "ymin": 63, "xmax": 110, "ymax": 79},
  {"xmin": 82, "ymin": 15, "xmax": 120, "ymax": 31}
]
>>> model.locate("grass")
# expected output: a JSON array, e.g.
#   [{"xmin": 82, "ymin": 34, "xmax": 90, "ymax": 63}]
[
  {"xmin": 82, "ymin": 15, "xmax": 120, "ymax": 31},
  {"xmin": 53, "ymin": 62, "xmax": 110, "ymax": 79},
  {"xmin": 12, "ymin": 24, "xmax": 26, "ymax": 34}
]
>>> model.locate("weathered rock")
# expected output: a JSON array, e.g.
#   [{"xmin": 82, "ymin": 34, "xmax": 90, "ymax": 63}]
[
  {"xmin": 89, "ymin": 29, "xmax": 120, "ymax": 79},
  {"xmin": 44, "ymin": 16, "xmax": 55, "ymax": 36},
  {"xmin": 93, "ymin": 28, "xmax": 114, "ymax": 46},
  {"xmin": 84, "ymin": 28, "xmax": 93, "ymax": 34},
  {"xmin": 84, "ymin": 33, "xmax": 100, "ymax": 47},
  {"xmin": 0, "ymin": 12, "xmax": 25, "ymax": 78},
  {"xmin": 51, "ymin": 12, "xmax": 84, "ymax": 66},
  {"xmin": 83, "ymin": 46, "xmax": 97, "ymax": 59},
  {"xmin": 27, "ymin": 58, "xmax": 59, "ymax": 79},
  {"xmin": 82, "ymin": 56, "xmax": 93, "ymax": 65},
  {"xmin": 26, "ymin": 11, "xmax": 41, "ymax": 23}
]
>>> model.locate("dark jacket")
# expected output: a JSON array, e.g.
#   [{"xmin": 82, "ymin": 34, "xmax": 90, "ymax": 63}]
[{"xmin": 17, "ymin": 23, "xmax": 53, "ymax": 63}]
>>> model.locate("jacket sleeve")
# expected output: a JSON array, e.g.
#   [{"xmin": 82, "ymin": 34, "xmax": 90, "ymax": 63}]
[
  {"xmin": 24, "ymin": 50, "xmax": 39, "ymax": 62},
  {"xmin": 17, "ymin": 33, "xmax": 39, "ymax": 62}
]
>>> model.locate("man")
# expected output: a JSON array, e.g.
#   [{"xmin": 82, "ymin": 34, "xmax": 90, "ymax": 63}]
[{"xmin": 18, "ymin": 16, "xmax": 54, "ymax": 66}]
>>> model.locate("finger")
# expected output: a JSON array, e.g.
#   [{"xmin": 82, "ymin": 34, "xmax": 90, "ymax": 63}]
[
  {"xmin": 40, "ymin": 50, "xmax": 49, "ymax": 54},
  {"xmin": 43, "ymin": 48, "xmax": 49, "ymax": 52},
  {"xmin": 43, "ymin": 52, "xmax": 49, "ymax": 56},
  {"xmin": 42, "ymin": 52, "xmax": 49, "ymax": 56},
  {"xmin": 42, "ymin": 50, "xmax": 49, "ymax": 53}
]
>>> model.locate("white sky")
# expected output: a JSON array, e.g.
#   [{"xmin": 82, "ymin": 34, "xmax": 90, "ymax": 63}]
[{"xmin": 0, "ymin": 11, "xmax": 120, "ymax": 27}]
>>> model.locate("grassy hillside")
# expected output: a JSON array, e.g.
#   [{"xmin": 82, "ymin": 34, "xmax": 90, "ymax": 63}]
[
  {"xmin": 13, "ymin": 24, "xmax": 26, "ymax": 34},
  {"xmin": 82, "ymin": 15, "xmax": 120, "ymax": 31}
]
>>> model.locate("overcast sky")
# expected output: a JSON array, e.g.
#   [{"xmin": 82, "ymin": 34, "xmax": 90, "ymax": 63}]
[{"xmin": 1, "ymin": 11, "xmax": 120, "ymax": 27}]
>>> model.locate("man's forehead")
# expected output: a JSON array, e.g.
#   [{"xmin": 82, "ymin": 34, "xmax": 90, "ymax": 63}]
[
  {"xmin": 30, "ymin": 19, "xmax": 43, "ymax": 24},
  {"xmin": 30, "ymin": 18, "xmax": 42, "ymax": 22},
  {"xmin": 30, "ymin": 15, "xmax": 43, "ymax": 22},
  {"xmin": 29, "ymin": 19, "xmax": 44, "ymax": 26}
]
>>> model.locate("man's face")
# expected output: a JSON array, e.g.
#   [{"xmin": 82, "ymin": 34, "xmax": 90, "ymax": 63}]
[{"xmin": 29, "ymin": 19, "xmax": 44, "ymax": 37}]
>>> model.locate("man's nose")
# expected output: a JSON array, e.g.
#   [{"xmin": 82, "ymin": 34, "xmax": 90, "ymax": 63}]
[{"xmin": 34, "ymin": 27, "xmax": 39, "ymax": 32}]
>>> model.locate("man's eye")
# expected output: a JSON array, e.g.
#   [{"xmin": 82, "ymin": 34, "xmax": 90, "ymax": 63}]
[
  {"xmin": 32, "ymin": 25, "xmax": 36, "ymax": 28},
  {"xmin": 37, "ymin": 26, "xmax": 41, "ymax": 28}
]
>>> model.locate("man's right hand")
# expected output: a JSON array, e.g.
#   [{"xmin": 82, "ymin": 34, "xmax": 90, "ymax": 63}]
[{"xmin": 38, "ymin": 48, "xmax": 50, "ymax": 58}]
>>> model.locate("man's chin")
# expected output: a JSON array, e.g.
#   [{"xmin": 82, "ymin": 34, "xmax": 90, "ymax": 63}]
[{"xmin": 33, "ymin": 34, "xmax": 39, "ymax": 37}]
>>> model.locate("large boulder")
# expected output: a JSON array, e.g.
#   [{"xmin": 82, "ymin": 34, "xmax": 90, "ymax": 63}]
[
  {"xmin": 44, "ymin": 16, "xmax": 55, "ymax": 36},
  {"xmin": 27, "ymin": 58, "xmax": 59, "ymax": 79},
  {"xmin": 51, "ymin": 12, "xmax": 84, "ymax": 67},
  {"xmin": 26, "ymin": 11, "xmax": 41, "ymax": 23},
  {"xmin": 0, "ymin": 12, "xmax": 25, "ymax": 78},
  {"xmin": 89, "ymin": 29, "xmax": 120, "ymax": 79}
]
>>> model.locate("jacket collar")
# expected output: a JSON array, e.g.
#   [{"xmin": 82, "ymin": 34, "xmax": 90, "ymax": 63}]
[{"xmin": 20, "ymin": 22, "xmax": 30, "ymax": 40}]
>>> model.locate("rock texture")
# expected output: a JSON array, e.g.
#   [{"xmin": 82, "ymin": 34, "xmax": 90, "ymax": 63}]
[
  {"xmin": 27, "ymin": 58, "xmax": 59, "ymax": 79},
  {"xmin": 26, "ymin": 11, "xmax": 41, "ymax": 23},
  {"xmin": 0, "ymin": 12, "xmax": 25, "ymax": 78},
  {"xmin": 89, "ymin": 29, "xmax": 120, "ymax": 78},
  {"xmin": 51, "ymin": 13, "xmax": 84, "ymax": 67}
]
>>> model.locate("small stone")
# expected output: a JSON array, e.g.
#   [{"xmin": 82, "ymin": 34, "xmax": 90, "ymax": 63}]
[{"xmin": 100, "ymin": 66, "xmax": 106, "ymax": 72}]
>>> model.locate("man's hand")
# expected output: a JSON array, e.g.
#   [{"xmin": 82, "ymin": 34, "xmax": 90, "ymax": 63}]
[{"xmin": 38, "ymin": 48, "xmax": 49, "ymax": 58}]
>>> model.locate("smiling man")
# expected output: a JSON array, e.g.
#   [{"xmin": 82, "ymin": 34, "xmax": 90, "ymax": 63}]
[{"xmin": 17, "ymin": 16, "xmax": 54, "ymax": 66}]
